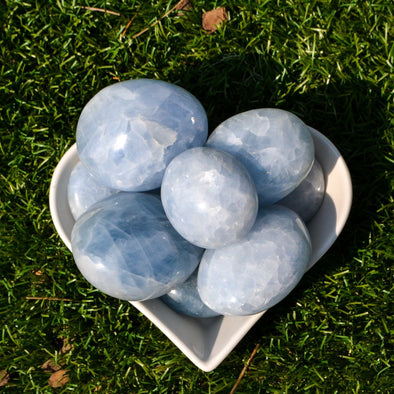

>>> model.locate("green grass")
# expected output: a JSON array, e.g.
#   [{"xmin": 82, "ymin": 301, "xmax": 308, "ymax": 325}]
[{"xmin": 1, "ymin": 0, "xmax": 393, "ymax": 392}]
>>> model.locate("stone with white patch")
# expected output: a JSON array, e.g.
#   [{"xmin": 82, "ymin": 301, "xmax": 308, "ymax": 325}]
[{"xmin": 77, "ymin": 79, "xmax": 208, "ymax": 191}]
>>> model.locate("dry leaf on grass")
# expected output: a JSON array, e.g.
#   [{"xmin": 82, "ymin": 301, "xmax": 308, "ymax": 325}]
[
  {"xmin": 48, "ymin": 369, "xmax": 69, "ymax": 388},
  {"xmin": 60, "ymin": 337, "xmax": 74, "ymax": 354},
  {"xmin": 0, "ymin": 370, "xmax": 10, "ymax": 387},
  {"xmin": 41, "ymin": 358, "xmax": 62, "ymax": 372},
  {"xmin": 202, "ymin": 7, "xmax": 228, "ymax": 33},
  {"xmin": 175, "ymin": 0, "xmax": 193, "ymax": 11},
  {"xmin": 176, "ymin": 0, "xmax": 193, "ymax": 17}
]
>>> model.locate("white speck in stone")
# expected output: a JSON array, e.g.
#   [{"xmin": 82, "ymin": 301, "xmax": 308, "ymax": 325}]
[{"xmin": 113, "ymin": 133, "xmax": 128, "ymax": 151}]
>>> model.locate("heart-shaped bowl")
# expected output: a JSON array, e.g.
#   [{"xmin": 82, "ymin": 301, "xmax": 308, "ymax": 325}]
[{"xmin": 49, "ymin": 127, "xmax": 352, "ymax": 371}]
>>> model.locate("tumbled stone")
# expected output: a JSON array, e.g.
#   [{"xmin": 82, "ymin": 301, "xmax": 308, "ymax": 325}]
[
  {"xmin": 197, "ymin": 205, "xmax": 312, "ymax": 316},
  {"xmin": 278, "ymin": 159, "xmax": 325, "ymax": 222},
  {"xmin": 67, "ymin": 161, "xmax": 118, "ymax": 220},
  {"xmin": 71, "ymin": 193, "xmax": 203, "ymax": 301},
  {"xmin": 161, "ymin": 269, "xmax": 220, "ymax": 318},
  {"xmin": 77, "ymin": 79, "xmax": 208, "ymax": 191},
  {"xmin": 207, "ymin": 108, "xmax": 314, "ymax": 205},
  {"xmin": 161, "ymin": 147, "xmax": 258, "ymax": 249}
]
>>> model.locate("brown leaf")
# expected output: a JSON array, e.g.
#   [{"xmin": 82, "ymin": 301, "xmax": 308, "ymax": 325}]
[
  {"xmin": 0, "ymin": 370, "xmax": 10, "ymax": 387},
  {"xmin": 41, "ymin": 358, "xmax": 62, "ymax": 372},
  {"xmin": 48, "ymin": 369, "xmax": 69, "ymax": 388},
  {"xmin": 60, "ymin": 337, "xmax": 74, "ymax": 354},
  {"xmin": 202, "ymin": 7, "xmax": 228, "ymax": 33},
  {"xmin": 175, "ymin": 0, "xmax": 193, "ymax": 11}
]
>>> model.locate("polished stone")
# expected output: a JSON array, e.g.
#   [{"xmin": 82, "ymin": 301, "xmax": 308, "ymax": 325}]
[
  {"xmin": 67, "ymin": 161, "xmax": 118, "ymax": 220},
  {"xmin": 161, "ymin": 270, "xmax": 220, "ymax": 318},
  {"xmin": 197, "ymin": 205, "xmax": 312, "ymax": 316},
  {"xmin": 207, "ymin": 108, "xmax": 315, "ymax": 205},
  {"xmin": 278, "ymin": 159, "xmax": 325, "ymax": 222},
  {"xmin": 161, "ymin": 147, "xmax": 258, "ymax": 249},
  {"xmin": 71, "ymin": 193, "xmax": 203, "ymax": 301},
  {"xmin": 77, "ymin": 79, "xmax": 208, "ymax": 191}
]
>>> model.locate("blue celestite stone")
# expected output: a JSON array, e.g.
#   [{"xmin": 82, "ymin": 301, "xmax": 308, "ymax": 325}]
[
  {"xmin": 161, "ymin": 269, "xmax": 220, "ymax": 318},
  {"xmin": 76, "ymin": 79, "xmax": 208, "ymax": 191},
  {"xmin": 278, "ymin": 159, "xmax": 325, "ymax": 222},
  {"xmin": 197, "ymin": 205, "xmax": 312, "ymax": 316},
  {"xmin": 67, "ymin": 161, "xmax": 118, "ymax": 220},
  {"xmin": 207, "ymin": 108, "xmax": 315, "ymax": 205},
  {"xmin": 161, "ymin": 147, "xmax": 259, "ymax": 249},
  {"xmin": 71, "ymin": 193, "xmax": 203, "ymax": 301}
]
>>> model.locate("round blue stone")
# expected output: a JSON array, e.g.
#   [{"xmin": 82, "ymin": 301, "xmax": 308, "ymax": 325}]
[
  {"xmin": 278, "ymin": 159, "xmax": 325, "ymax": 222},
  {"xmin": 71, "ymin": 192, "xmax": 203, "ymax": 301},
  {"xmin": 207, "ymin": 108, "xmax": 315, "ymax": 205},
  {"xmin": 161, "ymin": 147, "xmax": 259, "ymax": 249},
  {"xmin": 67, "ymin": 161, "xmax": 118, "ymax": 220},
  {"xmin": 197, "ymin": 205, "xmax": 312, "ymax": 316},
  {"xmin": 161, "ymin": 270, "xmax": 220, "ymax": 318},
  {"xmin": 77, "ymin": 79, "xmax": 208, "ymax": 192}
]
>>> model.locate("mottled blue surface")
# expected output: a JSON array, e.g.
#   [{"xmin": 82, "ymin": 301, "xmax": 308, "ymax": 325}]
[
  {"xmin": 278, "ymin": 159, "xmax": 325, "ymax": 222},
  {"xmin": 161, "ymin": 147, "xmax": 258, "ymax": 249},
  {"xmin": 77, "ymin": 79, "xmax": 208, "ymax": 191},
  {"xmin": 67, "ymin": 161, "xmax": 118, "ymax": 220},
  {"xmin": 197, "ymin": 205, "xmax": 312, "ymax": 316},
  {"xmin": 71, "ymin": 193, "xmax": 203, "ymax": 301},
  {"xmin": 207, "ymin": 108, "xmax": 315, "ymax": 205},
  {"xmin": 161, "ymin": 270, "xmax": 220, "ymax": 318}
]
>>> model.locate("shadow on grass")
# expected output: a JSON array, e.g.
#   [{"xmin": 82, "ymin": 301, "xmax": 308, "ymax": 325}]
[{"xmin": 167, "ymin": 52, "xmax": 391, "ymax": 353}]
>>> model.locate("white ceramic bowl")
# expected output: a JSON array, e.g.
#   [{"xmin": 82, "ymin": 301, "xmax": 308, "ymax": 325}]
[{"xmin": 49, "ymin": 128, "xmax": 352, "ymax": 371}]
